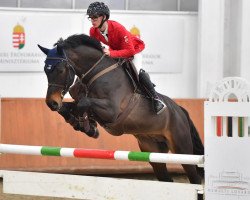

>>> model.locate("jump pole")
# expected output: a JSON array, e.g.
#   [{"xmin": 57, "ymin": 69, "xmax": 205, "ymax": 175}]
[
  {"xmin": 0, "ymin": 143, "xmax": 204, "ymax": 165},
  {"xmin": 0, "ymin": 143, "xmax": 204, "ymax": 199}
]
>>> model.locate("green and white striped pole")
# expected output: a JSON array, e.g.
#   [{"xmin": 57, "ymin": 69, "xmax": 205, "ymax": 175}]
[{"xmin": 0, "ymin": 144, "xmax": 204, "ymax": 165}]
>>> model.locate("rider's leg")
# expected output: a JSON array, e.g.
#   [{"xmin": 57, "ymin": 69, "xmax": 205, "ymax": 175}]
[{"xmin": 139, "ymin": 69, "xmax": 166, "ymax": 114}]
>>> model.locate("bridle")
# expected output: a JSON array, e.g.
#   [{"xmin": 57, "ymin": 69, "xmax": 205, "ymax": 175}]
[{"xmin": 46, "ymin": 51, "xmax": 76, "ymax": 97}]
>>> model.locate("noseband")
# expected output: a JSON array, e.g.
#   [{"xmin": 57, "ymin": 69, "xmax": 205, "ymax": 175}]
[{"xmin": 46, "ymin": 53, "xmax": 76, "ymax": 97}]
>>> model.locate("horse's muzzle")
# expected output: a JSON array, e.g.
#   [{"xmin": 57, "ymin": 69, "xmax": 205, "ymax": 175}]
[
  {"xmin": 46, "ymin": 100, "xmax": 61, "ymax": 111},
  {"xmin": 46, "ymin": 91, "xmax": 63, "ymax": 111}
]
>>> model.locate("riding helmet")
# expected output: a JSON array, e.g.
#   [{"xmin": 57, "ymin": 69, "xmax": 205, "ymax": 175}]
[{"xmin": 87, "ymin": 2, "xmax": 110, "ymax": 19}]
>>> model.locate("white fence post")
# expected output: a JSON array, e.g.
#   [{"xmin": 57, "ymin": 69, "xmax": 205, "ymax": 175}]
[{"xmin": 205, "ymin": 77, "xmax": 250, "ymax": 200}]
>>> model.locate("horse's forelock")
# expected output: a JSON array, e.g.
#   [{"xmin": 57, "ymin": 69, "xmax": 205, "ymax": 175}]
[{"xmin": 54, "ymin": 38, "xmax": 64, "ymax": 48}]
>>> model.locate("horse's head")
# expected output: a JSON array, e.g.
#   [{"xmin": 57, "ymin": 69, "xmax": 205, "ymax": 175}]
[
  {"xmin": 38, "ymin": 34, "xmax": 105, "ymax": 110},
  {"xmin": 38, "ymin": 44, "xmax": 75, "ymax": 111}
]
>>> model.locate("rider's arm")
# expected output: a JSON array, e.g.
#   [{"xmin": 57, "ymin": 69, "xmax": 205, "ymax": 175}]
[{"xmin": 109, "ymin": 27, "xmax": 136, "ymax": 58}]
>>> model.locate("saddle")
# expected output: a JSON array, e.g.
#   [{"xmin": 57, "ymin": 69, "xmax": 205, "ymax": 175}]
[{"xmin": 122, "ymin": 60, "xmax": 140, "ymax": 91}]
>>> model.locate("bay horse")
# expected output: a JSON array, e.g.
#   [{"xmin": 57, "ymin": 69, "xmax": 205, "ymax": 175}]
[{"xmin": 38, "ymin": 34, "xmax": 204, "ymax": 184}]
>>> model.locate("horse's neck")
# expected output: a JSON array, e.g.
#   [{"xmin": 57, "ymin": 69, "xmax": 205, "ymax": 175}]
[
  {"xmin": 79, "ymin": 55, "xmax": 104, "ymax": 76},
  {"xmin": 78, "ymin": 55, "xmax": 116, "ymax": 84},
  {"xmin": 92, "ymin": 59, "xmax": 134, "ymax": 94},
  {"xmin": 68, "ymin": 47, "xmax": 104, "ymax": 77}
]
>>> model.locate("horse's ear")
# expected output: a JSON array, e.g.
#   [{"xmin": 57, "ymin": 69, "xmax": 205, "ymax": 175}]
[
  {"xmin": 57, "ymin": 45, "xmax": 64, "ymax": 56},
  {"xmin": 37, "ymin": 44, "xmax": 49, "ymax": 55}
]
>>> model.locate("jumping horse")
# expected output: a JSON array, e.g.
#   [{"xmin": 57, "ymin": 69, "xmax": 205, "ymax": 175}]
[{"xmin": 38, "ymin": 34, "xmax": 204, "ymax": 184}]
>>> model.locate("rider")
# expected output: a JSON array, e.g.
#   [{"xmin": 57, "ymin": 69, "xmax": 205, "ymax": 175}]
[{"xmin": 87, "ymin": 1, "xmax": 166, "ymax": 114}]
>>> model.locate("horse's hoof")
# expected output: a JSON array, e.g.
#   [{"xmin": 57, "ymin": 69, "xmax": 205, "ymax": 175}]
[
  {"xmin": 87, "ymin": 128, "xmax": 99, "ymax": 138},
  {"xmin": 91, "ymin": 128, "xmax": 99, "ymax": 138},
  {"xmin": 80, "ymin": 127, "xmax": 99, "ymax": 138}
]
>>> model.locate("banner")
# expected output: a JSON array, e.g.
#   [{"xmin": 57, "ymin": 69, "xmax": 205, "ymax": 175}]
[
  {"xmin": 0, "ymin": 9, "xmax": 197, "ymax": 73},
  {"xmin": 0, "ymin": 9, "xmax": 83, "ymax": 71}
]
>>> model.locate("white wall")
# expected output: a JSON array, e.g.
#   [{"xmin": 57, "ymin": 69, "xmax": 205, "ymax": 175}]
[
  {"xmin": 197, "ymin": 0, "xmax": 225, "ymax": 97},
  {"xmin": 239, "ymin": 0, "xmax": 250, "ymax": 80},
  {"xmin": 0, "ymin": 72, "xmax": 47, "ymax": 98},
  {"xmin": 152, "ymin": 16, "xmax": 198, "ymax": 98},
  {"xmin": 197, "ymin": 0, "xmax": 250, "ymax": 97}
]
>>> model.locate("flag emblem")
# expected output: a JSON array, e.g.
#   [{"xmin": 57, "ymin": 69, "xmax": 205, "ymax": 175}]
[
  {"xmin": 13, "ymin": 24, "xmax": 25, "ymax": 49},
  {"xmin": 130, "ymin": 25, "xmax": 141, "ymax": 38}
]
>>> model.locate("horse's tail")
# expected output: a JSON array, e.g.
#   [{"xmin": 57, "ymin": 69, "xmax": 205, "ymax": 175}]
[
  {"xmin": 179, "ymin": 106, "xmax": 204, "ymax": 177},
  {"xmin": 179, "ymin": 106, "xmax": 204, "ymax": 155}
]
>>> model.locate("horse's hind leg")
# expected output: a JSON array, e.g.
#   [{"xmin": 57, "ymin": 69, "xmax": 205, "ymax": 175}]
[
  {"xmin": 150, "ymin": 163, "xmax": 173, "ymax": 182},
  {"xmin": 135, "ymin": 135, "xmax": 173, "ymax": 182},
  {"xmin": 181, "ymin": 164, "xmax": 202, "ymax": 184},
  {"xmin": 171, "ymin": 126, "xmax": 202, "ymax": 184}
]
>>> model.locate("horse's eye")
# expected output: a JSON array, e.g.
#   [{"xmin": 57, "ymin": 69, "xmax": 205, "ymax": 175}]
[{"xmin": 57, "ymin": 67, "xmax": 65, "ymax": 74}]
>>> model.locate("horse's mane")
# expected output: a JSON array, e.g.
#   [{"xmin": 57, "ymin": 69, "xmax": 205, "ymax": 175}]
[{"xmin": 55, "ymin": 34, "xmax": 103, "ymax": 52}]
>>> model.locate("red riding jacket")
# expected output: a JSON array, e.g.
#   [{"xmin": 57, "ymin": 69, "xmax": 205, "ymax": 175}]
[{"xmin": 89, "ymin": 20, "xmax": 145, "ymax": 58}]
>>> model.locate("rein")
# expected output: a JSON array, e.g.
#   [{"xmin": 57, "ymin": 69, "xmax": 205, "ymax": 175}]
[
  {"xmin": 80, "ymin": 54, "xmax": 120, "ymax": 90},
  {"xmin": 81, "ymin": 54, "xmax": 106, "ymax": 80},
  {"xmin": 85, "ymin": 63, "xmax": 119, "ymax": 88}
]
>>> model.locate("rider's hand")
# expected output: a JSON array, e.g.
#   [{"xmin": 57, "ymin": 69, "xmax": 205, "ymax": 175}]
[{"xmin": 103, "ymin": 48, "xmax": 110, "ymax": 56}]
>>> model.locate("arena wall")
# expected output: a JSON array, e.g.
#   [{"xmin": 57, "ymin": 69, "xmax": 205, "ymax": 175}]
[{"xmin": 0, "ymin": 98, "xmax": 204, "ymax": 174}]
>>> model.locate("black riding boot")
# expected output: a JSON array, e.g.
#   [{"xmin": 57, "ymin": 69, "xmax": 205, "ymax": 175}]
[{"xmin": 139, "ymin": 69, "xmax": 166, "ymax": 114}]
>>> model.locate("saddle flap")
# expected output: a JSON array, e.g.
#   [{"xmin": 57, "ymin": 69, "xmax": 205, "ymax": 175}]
[{"xmin": 123, "ymin": 60, "xmax": 140, "ymax": 90}]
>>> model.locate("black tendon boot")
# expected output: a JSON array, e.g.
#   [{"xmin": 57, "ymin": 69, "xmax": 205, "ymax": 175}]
[
  {"xmin": 58, "ymin": 102, "xmax": 99, "ymax": 138},
  {"xmin": 139, "ymin": 69, "xmax": 166, "ymax": 114},
  {"xmin": 78, "ymin": 113, "xmax": 99, "ymax": 138},
  {"xmin": 58, "ymin": 102, "xmax": 76, "ymax": 121}
]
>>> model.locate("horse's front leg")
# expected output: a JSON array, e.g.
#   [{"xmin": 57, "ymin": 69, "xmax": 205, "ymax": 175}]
[
  {"xmin": 58, "ymin": 102, "xmax": 99, "ymax": 138},
  {"xmin": 77, "ymin": 97, "xmax": 118, "ymax": 123}
]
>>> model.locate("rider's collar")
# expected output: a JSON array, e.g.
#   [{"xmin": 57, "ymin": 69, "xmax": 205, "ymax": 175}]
[{"xmin": 100, "ymin": 26, "xmax": 108, "ymax": 41}]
